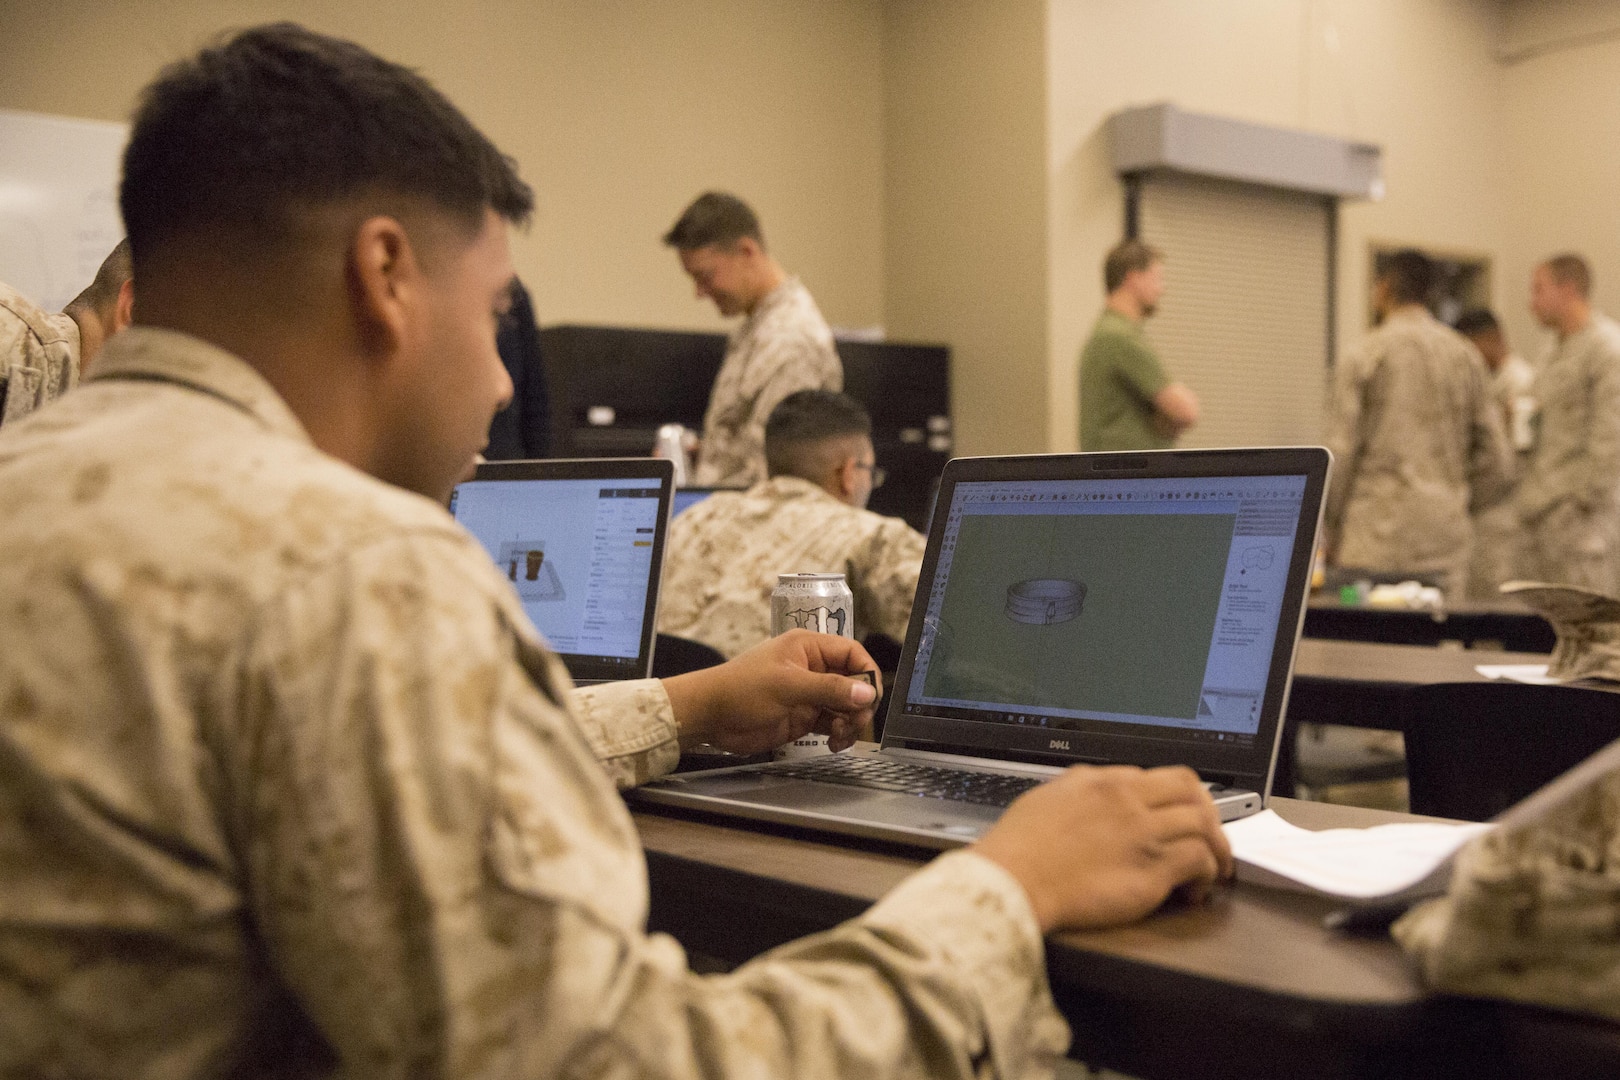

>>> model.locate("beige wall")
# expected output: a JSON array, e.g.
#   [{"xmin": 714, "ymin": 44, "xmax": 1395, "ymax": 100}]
[
  {"xmin": 1045, "ymin": 0, "xmax": 1510, "ymax": 452},
  {"xmin": 881, "ymin": 0, "xmax": 1050, "ymax": 456},
  {"xmin": 6, "ymin": 0, "xmax": 1616, "ymax": 457},
  {"xmin": 0, "ymin": 0, "xmax": 886, "ymax": 334},
  {"xmin": 1501, "ymin": 0, "xmax": 1620, "ymax": 361}
]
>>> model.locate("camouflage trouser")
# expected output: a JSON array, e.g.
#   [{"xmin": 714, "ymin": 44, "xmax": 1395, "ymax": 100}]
[
  {"xmin": 1522, "ymin": 499, "xmax": 1620, "ymax": 595},
  {"xmin": 1468, "ymin": 498, "xmax": 1526, "ymax": 599}
]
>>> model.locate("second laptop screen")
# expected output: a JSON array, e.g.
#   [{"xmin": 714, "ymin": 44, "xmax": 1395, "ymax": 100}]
[{"xmin": 901, "ymin": 473, "xmax": 1307, "ymax": 748}]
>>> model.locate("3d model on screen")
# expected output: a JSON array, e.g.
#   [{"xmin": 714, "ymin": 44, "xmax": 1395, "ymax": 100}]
[
  {"xmin": 1243, "ymin": 545, "xmax": 1275, "ymax": 570},
  {"xmin": 781, "ymin": 605, "xmax": 848, "ymax": 636},
  {"xmin": 1004, "ymin": 578, "xmax": 1087, "ymax": 625},
  {"xmin": 498, "ymin": 540, "xmax": 566, "ymax": 602}
]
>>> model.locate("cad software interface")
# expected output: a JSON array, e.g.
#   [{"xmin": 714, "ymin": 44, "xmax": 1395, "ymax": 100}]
[
  {"xmin": 450, "ymin": 477, "xmax": 662, "ymax": 669},
  {"xmin": 901, "ymin": 473, "xmax": 1308, "ymax": 748}
]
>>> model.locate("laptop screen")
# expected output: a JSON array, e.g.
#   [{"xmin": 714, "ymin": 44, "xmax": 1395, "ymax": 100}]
[
  {"xmin": 449, "ymin": 458, "xmax": 674, "ymax": 683},
  {"xmin": 888, "ymin": 451, "xmax": 1327, "ymax": 786}
]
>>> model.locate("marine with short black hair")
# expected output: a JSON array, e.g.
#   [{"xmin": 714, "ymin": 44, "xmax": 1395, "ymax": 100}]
[
  {"xmin": 660, "ymin": 389, "xmax": 927, "ymax": 658},
  {"xmin": 0, "ymin": 23, "xmax": 1233, "ymax": 1080},
  {"xmin": 664, "ymin": 191, "xmax": 842, "ymax": 486},
  {"xmin": 1324, "ymin": 249, "xmax": 1513, "ymax": 596}
]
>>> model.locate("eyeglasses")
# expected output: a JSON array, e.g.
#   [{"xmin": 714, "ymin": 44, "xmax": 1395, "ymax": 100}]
[{"xmin": 855, "ymin": 462, "xmax": 887, "ymax": 490}]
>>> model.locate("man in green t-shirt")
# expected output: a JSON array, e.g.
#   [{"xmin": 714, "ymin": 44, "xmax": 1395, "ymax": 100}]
[{"xmin": 1079, "ymin": 239, "xmax": 1199, "ymax": 450}]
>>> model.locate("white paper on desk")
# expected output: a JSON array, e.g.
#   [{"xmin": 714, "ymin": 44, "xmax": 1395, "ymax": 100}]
[
  {"xmin": 1474, "ymin": 663, "xmax": 1557, "ymax": 684},
  {"xmin": 1223, "ymin": 810, "xmax": 1492, "ymax": 905}
]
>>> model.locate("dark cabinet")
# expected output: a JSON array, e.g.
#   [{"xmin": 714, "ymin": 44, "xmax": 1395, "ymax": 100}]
[{"xmin": 538, "ymin": 325, "xmax": 950, "ymax": 532}]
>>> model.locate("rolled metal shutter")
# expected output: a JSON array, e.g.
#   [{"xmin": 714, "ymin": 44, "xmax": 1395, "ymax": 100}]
[{"xmin": 1134, "ymin": 174, "xmax": 1332, "ymax": 448}]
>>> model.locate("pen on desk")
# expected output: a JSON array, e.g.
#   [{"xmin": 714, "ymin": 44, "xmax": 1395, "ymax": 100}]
[{"xmin": 1323, "ymin": 900, "xmax": 1414, "ymax": 935}]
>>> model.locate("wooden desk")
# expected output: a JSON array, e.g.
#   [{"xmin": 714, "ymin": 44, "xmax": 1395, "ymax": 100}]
[
  {"xmin": 1305, "ymin": 595, "xmax": 1555, "ymax": 653},
  {"xmin": 1287, "ymin": 639, "xmax": 1548, "ymax": 730},
  {"xmin": 1274, "ymin": 640, "xmax": 1550, "ymax": 794},
  {"xmin": 635, "ymin": 797, "xmax": 1620, "ymax": 1079}
]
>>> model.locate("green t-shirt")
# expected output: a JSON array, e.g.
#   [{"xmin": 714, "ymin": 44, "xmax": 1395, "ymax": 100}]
[{"xmin": 1079, "ymin": 309, "xmax": 1172, "ymax": 451}]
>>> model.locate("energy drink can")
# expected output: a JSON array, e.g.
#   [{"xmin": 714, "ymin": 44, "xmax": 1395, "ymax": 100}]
[
  {"xmin": 652, "ymin": 423, "xmax": 693, "ymax": 487},
  {"xmin": 771, "ymin": 573, "xmax": 855, "ymax": 759}
]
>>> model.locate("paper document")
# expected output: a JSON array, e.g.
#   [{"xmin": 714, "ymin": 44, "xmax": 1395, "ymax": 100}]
[
  {"xmin": 1224, "ymin": 810, "xmax": 1492, "ymax": 904},
  {"xmin": 1475, "ymin": 663, "xmax": 1557, "ymax": 685}
]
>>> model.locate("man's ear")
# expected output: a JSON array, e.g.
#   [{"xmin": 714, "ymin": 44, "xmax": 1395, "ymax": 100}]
[
  {"xmin": 835, "ymin": 454, "xmax": 860, "ymax": 501},
  {"xmin": 349, "ymin": 216, "xmax": 419, "ymax": 363},
  {"xmin": 113, "ymin": 278, "xmax": 135, "ymax": 332}
]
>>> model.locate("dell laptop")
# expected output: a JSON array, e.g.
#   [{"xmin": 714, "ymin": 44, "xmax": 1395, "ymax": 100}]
[
  {"xmin": 630, "ymin": 447, "xmax": 1331, "ymax": 848},
  {"xmin": 449, "ymin": 457, "xmax": 675, "ymax": 685}
]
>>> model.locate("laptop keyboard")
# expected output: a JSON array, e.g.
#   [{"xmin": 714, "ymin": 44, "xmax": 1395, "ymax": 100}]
[{"xmin": 760, "ymin": 755, "xmax": 1046, "ymax": 808}]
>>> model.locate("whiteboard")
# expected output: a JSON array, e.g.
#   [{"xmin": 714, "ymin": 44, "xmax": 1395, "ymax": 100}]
[{"xmin": 0, "ymin": 108, "xmax": 128, "ymax": 312}]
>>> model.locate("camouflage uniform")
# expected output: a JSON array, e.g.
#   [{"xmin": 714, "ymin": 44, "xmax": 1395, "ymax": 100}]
[
  {"xmin": 694, "ymin": 278, "xmax": 842, "ymax": 487},
  {"xmin": 0, "ymin": 327, "xmax": 1068, "ymax": 1079},
  {"xmin": 1324, "ymin": 308, "xmax": 1513, "ymax": 597},
  {"xmin": 0, "ymin": 280, "xmax": 80, "ymax": 428},
  {"xmin": 1467, "ymin": 354, "xmax": 1536, "ymax": 598},
  {"xmin": 1395, "ymin": 762, "xmax": 1620, "ymax": 1022},
  {"xmin": 659, "ymin": 476, "xmax": 927, "ymax": 657},
  {"xmin": 1516, "ymin": 315, "xmax": 1620, "ymax": 594}
]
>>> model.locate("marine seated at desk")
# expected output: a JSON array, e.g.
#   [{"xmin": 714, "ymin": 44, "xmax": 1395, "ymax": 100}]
[
  {"xmin": 659, "ymin": 389, "xmax": 927, "ymax": 658},
  {"xmin": 0, "ymin": 24, "xmax": 1239, "ymax": 1080}
]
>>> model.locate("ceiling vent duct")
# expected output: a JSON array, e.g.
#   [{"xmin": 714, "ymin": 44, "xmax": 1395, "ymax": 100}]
[{"xmin": 1108, "ymin": 102, "xmax": 1383, "ymax": 200}]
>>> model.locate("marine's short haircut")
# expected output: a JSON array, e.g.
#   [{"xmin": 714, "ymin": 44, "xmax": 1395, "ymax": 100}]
[
  {"xmin": 1453, "ymin": 308, "xmax": 1500, "ymax": 337},
  {"xmin": 1542, "ymin": 253, "xmax": 1592, "ymax": 298},
  {"xmin": 764, "ymin": 390, "xmax": 872, "ymax": 480},
  {"xmin": 1382, "ymin": 249, "xmax": 1437, "ymax": 306},
  {"xmin": 1103, "ymin": 239, "xmax": 1161, "ymax": 293},
  {"xmin": 662, "ymin": 192, "xmax": 764, "ymax": 251},
  {"xmin": 120, "ymin": 23, "xmax": 533, "ymax": 261},
  {"xmin": 65, "ymin": 239, "xmax": 132, "ymax": 320}
]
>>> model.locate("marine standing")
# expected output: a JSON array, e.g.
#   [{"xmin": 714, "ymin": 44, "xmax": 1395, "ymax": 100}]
[
  {"xmin": 1324, "ymin": 250, "xmax": 1512, "ymax": 597},
  {"xmin": 1517, "ymin": 253, "xmax": 1620, "ymax": 593},
  {"xmin": 1079, "ymin": 239, "xmax": 1199, "ymax": 451},
  {"xmin": 664, "ymin": 192, "xmax": 842, "ymax": 487}
]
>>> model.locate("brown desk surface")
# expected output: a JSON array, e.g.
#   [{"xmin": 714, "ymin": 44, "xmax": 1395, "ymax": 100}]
[
  {"xmin": 635, "ymin": 796, "xmax": 1620, "ymax": 1079},
  {"xmin": 1303, "ymin": 596, "xmax": 1555, "ymax": 652},
  {"xmin": 1293, "ymin": 638, "xmax": 1545, "ymax": 689},
  {"xmin": 1285, "ymin": 639, "xmax": 1550, "ymax": 737}
]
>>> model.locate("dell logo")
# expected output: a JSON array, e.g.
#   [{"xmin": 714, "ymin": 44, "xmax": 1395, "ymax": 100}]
[{"xmin": 1049, "ymin": 739, "xmax": 1071, "ymax": 750}]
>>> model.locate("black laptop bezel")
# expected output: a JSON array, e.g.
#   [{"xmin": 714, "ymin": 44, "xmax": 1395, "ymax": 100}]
[
  {"xmin": 451, "ymin": 457, "xmax": 675, "ymax": 684},
  {"xmin": 881, "ymin": 447, "xmax": 1331, "ymax": 795}
]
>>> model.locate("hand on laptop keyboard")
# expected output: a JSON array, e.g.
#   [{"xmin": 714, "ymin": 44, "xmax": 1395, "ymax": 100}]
[{"xmin": 973, "ymin": 765, "xmax": 1234, "ymax": 934}]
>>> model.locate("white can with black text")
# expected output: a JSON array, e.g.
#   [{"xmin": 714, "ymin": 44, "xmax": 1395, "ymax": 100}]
[{"xmin": 771, "ymin": 573, "xmax": 854, "ymax": 759}]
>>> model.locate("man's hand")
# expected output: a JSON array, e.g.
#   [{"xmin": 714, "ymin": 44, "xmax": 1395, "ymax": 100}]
[
  {"xmin": 1152, "ymin": 382, "xmax": 1200, "ymax": 437},
  {"xmin": 663, "ymin": 630, "xmax": 881, "ymax": 755},
  {"xmin": 974, "ymin": 765, "xmax": 1233, "ymax": 934}
]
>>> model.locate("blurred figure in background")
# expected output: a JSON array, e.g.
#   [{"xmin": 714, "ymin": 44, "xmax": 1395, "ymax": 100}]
[
  {"xmin": 1456, "ymin": 308, "xmax": 1534, "ymax": 598},
  {"xmin": 482, "ymin": 277, "xmax": 551, "ymax": 459},
  {"xmin": 1324, "ymin": 250, "xmax": 1512, "ymax": 598},
  {"xmin": 0, "ymin": 239, "xmax": 133, "ymax": 426},
  {"xmin": 1516, "ymin": 254, "xmax": 1620, "ymax": 594},
  {"xmin": 664, "ymin": 192, "xmax": 841, "ymax": 487},
  {"xmin": 1079, "ymin": 238, "xmax": 1198, "ymax": 451}
]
